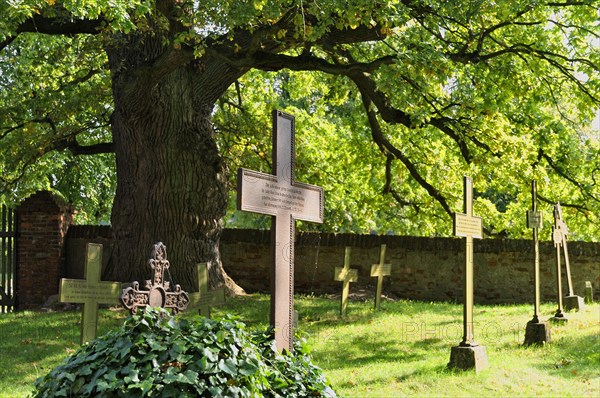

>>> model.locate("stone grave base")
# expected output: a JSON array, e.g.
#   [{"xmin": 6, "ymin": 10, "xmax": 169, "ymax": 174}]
[
  {"xmin": 549, "ymin": 313, "xmax": 568, "ymax": 324},
  {"xmin": 523, "ymin": 320, "xmax": 551, "ymax": 346},
  {"xmin": 448, "ymin": 345, "xmax": 488, "ymax": 373},
  {"xmin": 564, "ymin": 295, "xmax": 585, "ymax": 311}
]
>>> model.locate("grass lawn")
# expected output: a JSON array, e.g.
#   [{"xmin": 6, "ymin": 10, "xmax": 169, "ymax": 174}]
[{"xmin": 0, "ymin": 295, "xmax": 598, "ymax": 397}]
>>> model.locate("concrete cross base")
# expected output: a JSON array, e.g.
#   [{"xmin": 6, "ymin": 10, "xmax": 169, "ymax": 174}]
[
  {"xmin": 524, "ymin": 320, "xmax": 551, "ymax": 346},
  {"xmin": 564, "ymin": 295, "xmax": 585, "ymax": 311},
  {"xmin": 448, "ymin": 345, "xmax": 489, "ymax": 373},
  {"xmin": 550, "ymin": 314, "xmax": 568, "ymax": 324}
]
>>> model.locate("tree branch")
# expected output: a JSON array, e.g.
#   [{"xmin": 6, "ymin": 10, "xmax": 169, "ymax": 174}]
[
  {"xmin": 1, "ymin": 14, "xmax": 104, "ymax": 51},
  {"xmin": 357, "ymin": 84, "xmax": 454, "ymax": 217}
]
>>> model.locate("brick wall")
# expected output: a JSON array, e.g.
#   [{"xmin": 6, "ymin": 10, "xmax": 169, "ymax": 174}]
[
  {"xmin": 220, "ymin": 229, "xmax": 600, "ymax": 304},
  {"xmin": 17, "ymin": 190, "xmax": 598, "ymax": 308},
  {"xmin": 16, "ymin": 191, "xmax": 72, "ymax": 309}
]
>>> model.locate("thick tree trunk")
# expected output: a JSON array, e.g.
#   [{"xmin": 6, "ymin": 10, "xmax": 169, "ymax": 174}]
[{"xmin": 104, "ymin": 30, "xmax": 246, "ymax": 294}]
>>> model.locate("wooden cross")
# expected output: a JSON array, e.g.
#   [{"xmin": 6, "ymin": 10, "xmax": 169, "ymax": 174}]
[
  {"xmin": 188, "ymin": 263, "xmax": 225, "ymax": 317},
  {"xmin": 237, "ymin": 110, "xmax": 324, "ymax": 352},
  {"xmin": 553, "ymin": 203, "xmax": 574, "ymax": 296},
  {"xmin": 527, "ymin": 180, "xmax": 543, "ymax": 322},
  {"xmin": 552, "ymin": 202, "xmax": 567, "ymax": 318},
  {"xmin": 59, "ymin": 243, "xmax": 121, "ymax": 344},
  {"xmin": 334, "ymin": 246, "xmax": 358, "ymax": 317},
  {"xmin": 120, "ymin": 242, "xmax": 190, "ymax": 314},
  {"xmin": 453, "ymin": 176, "xmax": 483, "ymax": 347},
  {"xmin": 370, "ymin": 244, "xmax": 391, "ymax": 310}
]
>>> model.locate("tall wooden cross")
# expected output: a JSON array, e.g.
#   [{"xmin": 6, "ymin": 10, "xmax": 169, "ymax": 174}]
[
  {"xmin": 59, "ymin": 243, "xmax": 121, "ymax": 344},
  {"xmin": 552, "ymin": 203, "xmax": 569, "ymax": 317},
  {"xmin": 553, "ymin": 203, "xmax": 574, "ymax": 296},
  {"xmin": 334, "ymin": 246, "xmax": 358, "ymax": 317},
  {"xmin": 370, "ymin": 244, "xmax": 391, "ymax": 310},
  {"xmin": 527, "ymin": 180, "xmax": 543, "ymax": 322},
  {"xmin": 453, "ymin": 176, "xmax": 483, "ymax": 346},
  {"xmin": 237, "ymin": 110, "xmax": 324, "ymax": 352},
  {"xmin": 188, "ymin": 263, "xmax": 225, "ymax": 317}
]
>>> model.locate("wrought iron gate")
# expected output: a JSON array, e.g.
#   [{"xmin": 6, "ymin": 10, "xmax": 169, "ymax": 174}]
[{"xmin": 0, "ymin": 205, "xmax": 16, "ymax": 312}]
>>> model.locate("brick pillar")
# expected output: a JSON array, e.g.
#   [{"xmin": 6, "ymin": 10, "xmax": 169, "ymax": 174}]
[{"xmin": 16, "ymin": 191, "xmax": 73, "ymax": 309}]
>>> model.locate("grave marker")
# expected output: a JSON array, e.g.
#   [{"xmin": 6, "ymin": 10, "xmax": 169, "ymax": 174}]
[
  {"xmin": 584, "ymin": 281, "xmax": 593, "ymax": 303},
  {"xmin": 552, "ymin": 203, "xmax": 584, "ymax": 312},
  {"xmin": 120, "ymin": 242, "xmax": 190, "ymax": 314},
  {"xmin": 524, "ymin": 181, "xmax": 551, "ymax": 346},
  {"xmin": 370, "ymin": 244, "xmax": 391, "ymax": 310},
  {"xmin": 59, "ymin": 243, "xmax": 121, "ymax": 344},
  {"xmin": 188, "ymin": 263, "xmax": 225, "ymax": 317},
  {"xmin": 334, "ymin": 246, "xmax": 358, "ymax": 317},
  {"xmin": 237, "ymin": 110, "xmax": 324, "ymax": 352},
  {"xmin": 448, "ymin": 176, "xmax": 488, "ymax": 372},
  {"xmin": 550, "ymin": 203, "xmax": 568, "ymax": 322}
]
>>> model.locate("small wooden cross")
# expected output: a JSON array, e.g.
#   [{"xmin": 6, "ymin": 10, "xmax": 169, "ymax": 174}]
[
  {"xmin": 59, "ymin": 243, "xmax": 121, "ymax": 344},
  {"xmin": 334, "ymin": 246, "xmax": 358, "ymax": 317},
  {"xmin": 188, "ymin": 263, "xmax": 225, "ymax": 317},
  {"xmin": 120, "ymin": 242, "xmax": 190, "ymax": 314},
  {"xmin": 453, "ymin": 176, "xmax": 482, "ymax": 346},
  {"xmin": 527, "ymin": 181, "xmax": 543, "ymax": 322},
  {"xmin": 238, "ymin": 110, "xmax": 324, "ymax": 352},
  {"xmin": 370, "ymin": 244, "xmax": 391, "ymax": 310}
]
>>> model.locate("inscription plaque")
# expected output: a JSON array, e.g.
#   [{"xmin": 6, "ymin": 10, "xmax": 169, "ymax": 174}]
[
  {"xmin": 188, "ymin": 263, "xmax": 225, "ymax": 317},
  {"xmin": 237, "ymin": 110, "xmax": 324, "ymax": 352},
  {"xmin": 370, "ymin": 244, "xmax": 392, "ymax": 310},
  {"xmin": 334, "ymin": 247, "xmax": 358, "ymax": 317},
  {"xmin": 59, "ymin": 243, "xmax": 120, "ymax": 344}
]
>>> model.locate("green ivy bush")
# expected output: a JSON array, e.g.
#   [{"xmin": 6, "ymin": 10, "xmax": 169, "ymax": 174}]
[{"xmin": 32, "ymin": 308, "xmax": 336, "ymax": 397}]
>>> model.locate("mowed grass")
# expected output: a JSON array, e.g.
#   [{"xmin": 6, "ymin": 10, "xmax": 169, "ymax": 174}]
[{"xmin": 0, "ymin": 295, "xmax": 598, "ymax": 397}]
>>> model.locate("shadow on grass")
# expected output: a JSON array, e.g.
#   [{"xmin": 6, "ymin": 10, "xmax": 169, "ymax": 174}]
[{"xmin": 534, "ymin": 329, "xmax": 600, "ymax": 380}]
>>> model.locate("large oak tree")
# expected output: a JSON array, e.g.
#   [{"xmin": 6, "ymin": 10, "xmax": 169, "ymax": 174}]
[{"xmin": 1, "ymin": 1, "xmax": 598, "ymax": 291}]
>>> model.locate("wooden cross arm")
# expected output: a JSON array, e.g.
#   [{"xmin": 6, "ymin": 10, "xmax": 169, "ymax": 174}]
[{"xmin": 335, "ymin": 267, "xmax": 358, "ymax": 282}]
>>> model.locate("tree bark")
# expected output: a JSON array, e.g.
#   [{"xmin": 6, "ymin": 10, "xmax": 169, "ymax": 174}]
[{"xmin": 104, "ymin": 29, "xmax": 246, "ymax": 294}]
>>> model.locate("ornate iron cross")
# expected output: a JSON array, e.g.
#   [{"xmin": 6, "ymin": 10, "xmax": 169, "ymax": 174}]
[{"xmin": 121, "ymin": 242, "xmax": 190, "ymax": 314}]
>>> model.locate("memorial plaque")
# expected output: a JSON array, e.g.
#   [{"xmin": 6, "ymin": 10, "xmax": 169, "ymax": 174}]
[
  {"xmin": 237, "ymin": 110, "xmax": 324, "ymax": 352},
  {"xmin": 370, "ymin": 244, "xmax": 392, "ymax": 310},
  {"xmin": 59, "ymin": 243, "xmax": 121, "ymax": 344},
  {"xmin": 188, "ymin": 263, "xmax": 225, "ymax": 317},
  {"xmin": 334, "ymin": 247, "xmax": 358, "ymax": 317},
  {"xmin": 120, "ymin": 242, "xmax": 190, "ymax": 314},
  {"xmin": 448, "ymin": 176, "xmax": 488, "ymax": 371},
  {"xmin": 524, "ymin": 181, "xmax": 551, "ymax": 346}
]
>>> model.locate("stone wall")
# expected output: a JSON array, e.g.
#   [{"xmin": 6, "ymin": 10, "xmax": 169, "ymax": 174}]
[
  {"xmin": 16, "ymin": 191, "xmax": 73, "ymax": 309},
  {"xmin": 59, "ymin": 226, "xmax": 600, "ymax": 305},
  {"xmin": 220, "ymin": 229, "xmax": 600, "ymax": 304}
]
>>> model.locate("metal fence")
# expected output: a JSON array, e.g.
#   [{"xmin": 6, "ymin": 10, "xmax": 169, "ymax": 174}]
[{"xmin": 0, "ymin": 205, "xmax": 16, "ymax": 312}]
